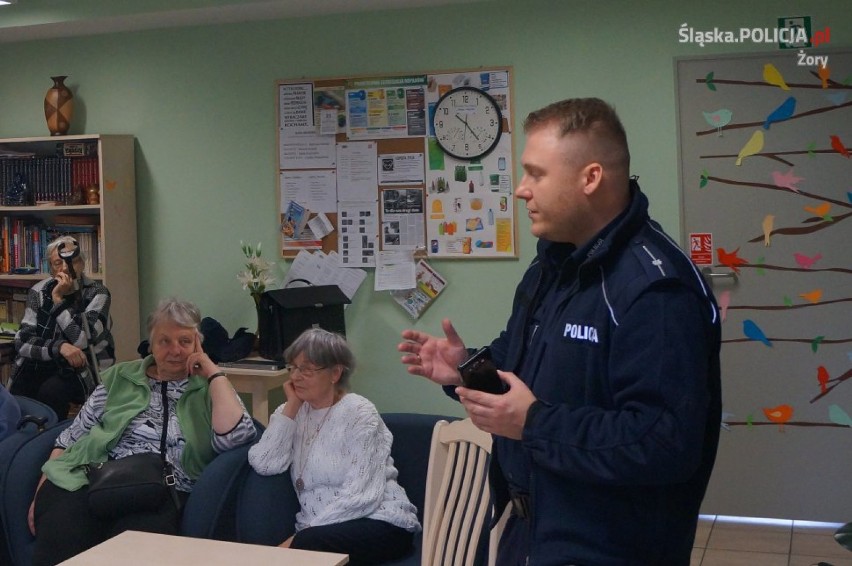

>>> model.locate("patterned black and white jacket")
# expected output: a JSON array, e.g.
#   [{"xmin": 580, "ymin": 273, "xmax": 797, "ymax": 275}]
[{"xmin": 11, "ymin": 274, "xmax": 115, "ymax": 383}]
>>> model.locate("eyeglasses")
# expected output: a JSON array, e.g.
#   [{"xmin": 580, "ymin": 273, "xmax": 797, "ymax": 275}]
[{"xmin": 286, "ymin": 364, "xmax": 328, "ymax": 378}]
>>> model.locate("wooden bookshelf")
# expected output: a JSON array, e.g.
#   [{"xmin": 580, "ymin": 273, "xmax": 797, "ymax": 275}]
[{"xmin": 0, "ymin": 134, "xmax": 140, "ymax": 362}]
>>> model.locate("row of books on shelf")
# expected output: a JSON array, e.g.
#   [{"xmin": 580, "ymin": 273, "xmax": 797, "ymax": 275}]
[
  {"xmin": 0, "ymin": 155, "xmax": 99, "ymax": 205},
  {"xmin": 0, "ymin": 217, "xmax": 101, "ymax": 275},
  {"xmin": 0, "ymin": 286, "xmax": 27, "ymax": 325}
]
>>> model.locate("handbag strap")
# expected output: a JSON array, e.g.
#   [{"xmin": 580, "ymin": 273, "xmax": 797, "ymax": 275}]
[
  {"xmin": 159, "ymin": 380, "xmax": 169, "ymax": 461},
  {"xmin": 160, "ymin": 380, "xmax": 181, "ymax": 510}
]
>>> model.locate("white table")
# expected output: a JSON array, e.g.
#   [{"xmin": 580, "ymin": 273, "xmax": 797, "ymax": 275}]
[
  {"xmin": 222, "ymin": 365, "xmax": 289, "ymax": 426},
  {"xmin": 59, "ymin": 530, "xmax": 348, "ymax": 565}
]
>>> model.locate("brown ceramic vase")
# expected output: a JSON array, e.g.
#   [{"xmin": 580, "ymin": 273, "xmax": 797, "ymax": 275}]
[{"xmin": 44, "ymin": 75, "xmax": 74, "ymax": 136}]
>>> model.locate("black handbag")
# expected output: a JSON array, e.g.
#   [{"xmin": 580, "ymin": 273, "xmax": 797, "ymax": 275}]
[{"xmin": 85, "ymin": 381, "xmax": 179, "ymax": 519}]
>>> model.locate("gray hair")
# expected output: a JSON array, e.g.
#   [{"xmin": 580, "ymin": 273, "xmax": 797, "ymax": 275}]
[
  {"xmin": 284, "ymin": 328, "xmax": 355, "ymax": 391},
  {"xmin": 146, "ymin": 297, "xmax": 202, "ymax": 339},
  {"xmin": 46, "ymin": 235, "xmax": 87, "ymax": 263}
]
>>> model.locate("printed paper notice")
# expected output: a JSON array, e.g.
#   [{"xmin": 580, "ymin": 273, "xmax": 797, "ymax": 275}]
[
  {"xmin": 279, "ymin": 83, "xmax": 314, "ymax": 132},
  {"xmin": 391, "ymin": 260, "xmax": 448, "ymax": 319},
  {"xmin": 279, "ymin": 134, "xmax": 336, "ymax": 170},
  {"xmin": 375, "ymin": 250, "xmax": 416, "ymax": 291},
  {"xmin": 378, "ymin": 153, "xmax": 425, "ymax": 185},
  {"xmin": 337, "ymin": 142, "xmax": 378, "ymax": 202},
  {"xmin": 381, "ymin": 188, "xmax": 424, "ymax": 249},
  {"xmin": 280, "ymin": 170, "xmax": 337, "ymax": 213},
  {"xmin": 338, "ymin": 202, "xmax": 379, "ymax": 267}
]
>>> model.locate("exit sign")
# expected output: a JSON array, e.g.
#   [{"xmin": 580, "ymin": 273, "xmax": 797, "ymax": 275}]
[{"xmin": 778, "ymin": 16, "xmax": 812, "ymax": 49}]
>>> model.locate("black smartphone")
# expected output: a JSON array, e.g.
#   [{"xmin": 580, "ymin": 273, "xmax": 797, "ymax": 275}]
[{"xmin": 457, "ymin": 346, "xmax": 505, "ymax": 394}]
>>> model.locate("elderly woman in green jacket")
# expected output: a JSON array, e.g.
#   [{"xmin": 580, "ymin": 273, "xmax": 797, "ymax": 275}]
[{"xmin": 29, "ymin": 298, "xmax": 257, "ymax": 566}]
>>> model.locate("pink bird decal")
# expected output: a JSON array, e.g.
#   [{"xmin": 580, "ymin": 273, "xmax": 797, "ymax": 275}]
[
  {"xmin": 793, "ymin": 252, "xmax": 822, "ymax": 269},
  {"xmin": 831, "ymin": 135, "xmax": 850, "ymax": 158},
  {"xmin": 771, "ymin": 169, "xmax": 804, "ymax": 192},
  {"xmin": 718, "ymin": 290, "xmax": 731, "ymax": 322}
]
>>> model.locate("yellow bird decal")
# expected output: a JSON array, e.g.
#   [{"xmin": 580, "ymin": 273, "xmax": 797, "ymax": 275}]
[
  {"xmin": 736, "ymin": 130, "xmax": 764, "ymax": 166},
  {"xmin": 763, "ymin": 63, "xmax": 790, "ymax": 90},
  {"xmin": 762, "ymin": 214, "xmax": 774, "ymax": 246}
]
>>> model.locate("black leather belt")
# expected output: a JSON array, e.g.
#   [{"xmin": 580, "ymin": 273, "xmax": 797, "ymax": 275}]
[{"xmin": 510, "ymin": 492, "xmax": 531, "ymax": 520}]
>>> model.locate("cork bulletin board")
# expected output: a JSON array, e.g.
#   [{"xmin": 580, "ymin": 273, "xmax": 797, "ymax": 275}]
[{"xmin": 276, "ymin": 67, "xmax": 517, "ymax": 264}]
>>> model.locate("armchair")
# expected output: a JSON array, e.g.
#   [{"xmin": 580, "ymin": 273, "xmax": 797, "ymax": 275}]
[
  {"xmin": 0, "ymin": 419, "xmax": 71, "ymax": 566},
  {"xmin": 228, "ymin": 412, "xmax": 457, "ymax": 565}
]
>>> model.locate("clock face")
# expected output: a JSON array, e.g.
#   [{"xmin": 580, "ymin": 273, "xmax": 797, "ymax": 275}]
[{"xmin": 433, "ymin": 87, "xmax": 503, "ymax": 160}]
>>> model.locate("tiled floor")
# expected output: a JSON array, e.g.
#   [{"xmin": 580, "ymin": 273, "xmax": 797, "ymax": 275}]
[{"xmin": 692, "ymin": 515, "xmax": 851, "ymax": 566}]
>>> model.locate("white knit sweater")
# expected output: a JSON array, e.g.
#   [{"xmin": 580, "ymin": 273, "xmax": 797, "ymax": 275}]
[{"xmin": 248, "ymin": 393, "xmax": 421, "ymax": 533}]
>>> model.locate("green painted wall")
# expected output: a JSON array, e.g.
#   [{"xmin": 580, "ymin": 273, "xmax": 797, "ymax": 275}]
[{"xmin": 1, "ymin": 0, "xmax": 849, "ymax": 420}]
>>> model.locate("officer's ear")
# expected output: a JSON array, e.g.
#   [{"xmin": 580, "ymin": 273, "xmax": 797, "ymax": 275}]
[{"xmin": 581, "ymin": 162, "xmax": 603, "ymax": 196}]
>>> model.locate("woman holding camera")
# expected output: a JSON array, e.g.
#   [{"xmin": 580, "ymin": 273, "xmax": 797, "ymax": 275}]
[{"xmin": 10, "ymin": 235, "xmax": 115, "ymax": 420}]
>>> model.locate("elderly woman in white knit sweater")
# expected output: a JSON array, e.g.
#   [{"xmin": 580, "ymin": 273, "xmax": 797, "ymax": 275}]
[{"xmin": 248, "ymin": 328, "xmax": 419, "ymax": 565}]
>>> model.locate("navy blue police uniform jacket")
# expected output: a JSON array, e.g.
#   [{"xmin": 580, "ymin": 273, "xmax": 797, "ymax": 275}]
[{"xmin": 463, "ymin": 181, "xmax": 722, "ymax": 565}]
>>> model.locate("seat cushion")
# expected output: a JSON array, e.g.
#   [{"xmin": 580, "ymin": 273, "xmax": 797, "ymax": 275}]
[{"xmin": 235, "ymin": 469, "xmax": 299, "ymax": 546}]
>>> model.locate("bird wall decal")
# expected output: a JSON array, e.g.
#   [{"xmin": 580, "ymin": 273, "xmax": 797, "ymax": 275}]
[
  {"xmin": 762, "ymin": 215, "xmax": 775, "ymax": 246},
  {"xmin": 826, "ymin": 91, "xmax": 848, "ymax": 106},
  {"xmin": 817, "ymin": 366, "xmax": 830, "ymax": 394},
  {"xmin": 743, "ymin": 319, "xmax": 772, "ymax": 347},
  {"xmin": 793, "ymin": 252, "xmax": 822, "ymax": 269},
  {"xmin": 736, "ymin": 130, "xmax": 764, "ymax": 166},
  {"xmin": 799, "ymin": 289, "xmax": 823, "ymax": 304},
  {"xmin": 702, "ymin": 108, "xmax": 732, "ymax": 135},
  {"xmin": 771, "ymin": 169, "xmax": 804, "ymax": 192},
  {"xmin": 763, "ymin": 96, "xmax": 796, "ymax": 129},
  {"xmin": 763, "ymin": 63, "xmax": 790, "ymax": 90},
  {"xmin": 763, "ymin": 404, "xmax": 793, "ymax": 431},
  {"xmin": 718, "ymin": 290, "xmax": 731, "ymax": 322},
  {"xmin": 828, "ymin": 405, "xmax": 852, "ymax": 427},
  {"xmin": 817, "ymin": 63, "xmax": 830, "ymax": 89},
  {"xmin": 830, "ymin": 135, "xmax": 850, "ymax": 158},
  {"xmin": 717, "ymin": 247, "xmax": 748, "ymax": 273},
  {"xmin": 803, "ymin": 202, "xmax": 832, "ymax": 220}
]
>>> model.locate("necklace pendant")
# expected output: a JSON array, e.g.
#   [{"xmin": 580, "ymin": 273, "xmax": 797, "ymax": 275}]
[{"xmin": 295, "ymin": 477, "xmax": 305, "ymax": 492}]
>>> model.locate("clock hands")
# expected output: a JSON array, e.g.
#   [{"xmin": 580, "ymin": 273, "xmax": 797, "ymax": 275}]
[{"xmin": 455, "ymin": 113, "xmax": 480, "ymax": 141}]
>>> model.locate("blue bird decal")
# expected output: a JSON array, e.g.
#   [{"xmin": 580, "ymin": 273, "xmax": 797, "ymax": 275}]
[
  {"xmin": 743, "ymin": 319, "xmax": 772, "ymax": 347},
  {"xmin": 826, "ymin": 91, "xmax": 848, "ymax": 106},
  {"xmin": 764, "ymin": 97, "xmax": 796, "ymax": 129}
]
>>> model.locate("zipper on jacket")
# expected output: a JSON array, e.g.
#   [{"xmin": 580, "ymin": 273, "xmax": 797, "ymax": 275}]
[{"xmin": 527, "ymin": 323, "xmax": 539, "ymax": 348}]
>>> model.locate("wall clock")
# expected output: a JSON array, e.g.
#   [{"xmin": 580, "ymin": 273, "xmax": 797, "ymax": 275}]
[{"xmin": 432, "ymin": 86, "xmax": 503, "ymax": 160}]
